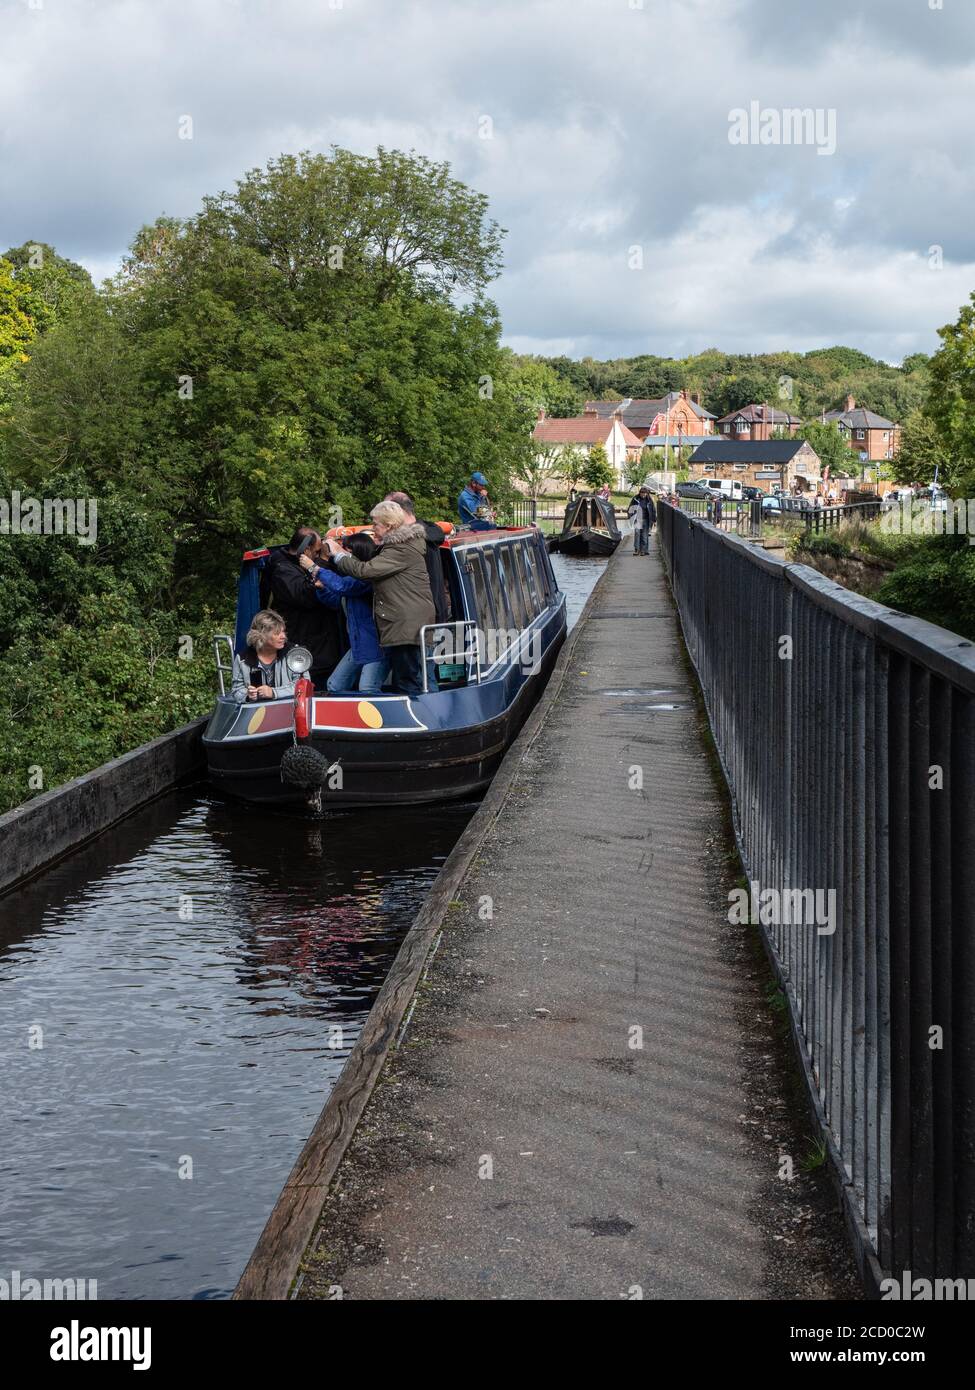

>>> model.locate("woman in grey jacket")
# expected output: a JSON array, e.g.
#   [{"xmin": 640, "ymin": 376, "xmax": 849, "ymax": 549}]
[
  {"xmin": 311, "ymin": 501, "xmax": 436, "ymax": 697},
  {"xmin": 231, "ymin": 609, "xmax": 297, "ymax": 702}
]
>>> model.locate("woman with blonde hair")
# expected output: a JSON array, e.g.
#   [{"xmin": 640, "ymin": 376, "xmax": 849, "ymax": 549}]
[
  {"xmin": 302, "ymin": 500, "xmax": 435, "ymax": 696},
  {"xmin": 230, "ymin": 609, "xmax": 296, "ymax": 702}
]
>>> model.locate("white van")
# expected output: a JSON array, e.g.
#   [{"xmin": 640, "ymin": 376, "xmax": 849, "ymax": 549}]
[{"xmin": 699, "ymin": 477, "xmax": 744, "ymax": 501}]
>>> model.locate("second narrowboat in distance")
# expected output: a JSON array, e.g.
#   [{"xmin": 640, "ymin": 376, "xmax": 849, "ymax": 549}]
[{"xmin": 547, "ymin": 493, "xmax": 621, "ymax": 557}]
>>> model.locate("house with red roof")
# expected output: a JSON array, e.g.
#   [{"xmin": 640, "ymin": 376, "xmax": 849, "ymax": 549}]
[
  {"xmin": 584, "ymin": 390, "xmax": 716, "ymax": 444},
  {"xmin": 530, "ymin": 408, "xmax": 643, "ymax": 492}
]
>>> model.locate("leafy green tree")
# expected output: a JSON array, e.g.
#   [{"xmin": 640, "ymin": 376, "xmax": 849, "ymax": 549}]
[
  {"xmin": 505, "ymin": 353, "xmax": 583, "ymax": 418},
  {"xmin": 925, "ymin": 292, "xmax": 975, "ymax": 495},
  {"xmin": 889, "ymin": 408, "xmax": 950, "ymax": 486},
  {"xmin": 0, "ymin": 257, "xmax": 35, "ymax": 368},
  {"xmin": 801, "ymin": 420, "xmax": 856, "ymax": 476},
  {"xmin": 514, "ymin": 440, "xmax": 561, "ymax": 502},
  {"xmin": 556, "ymin": 443, "xmax": 587, "ymax": 492},
  {"xmin": 582, "ymin": 443, "xmax": 614, "ymax": 490},
  {"xmin": 2, "ymin": 242, "xmax": 95, "ymax": 335}
]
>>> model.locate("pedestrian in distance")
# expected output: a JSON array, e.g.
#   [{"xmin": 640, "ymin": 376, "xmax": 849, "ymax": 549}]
[{"xmin": 627, "ymin": 487, "xmax": 656, "ymax": 555}]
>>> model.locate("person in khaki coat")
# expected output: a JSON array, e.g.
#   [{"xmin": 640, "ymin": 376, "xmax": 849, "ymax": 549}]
[{"xmin": 306, "ymin": 500, "xmax": 436, "ymax": 697}]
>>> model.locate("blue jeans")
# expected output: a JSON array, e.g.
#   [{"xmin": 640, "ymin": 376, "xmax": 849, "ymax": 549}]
[
  {"xmin": 326, "ymin": 649, "xmax": 389, "ymax": 696},
  {"xmin": 633, "ymin": 523, "xmax": 650, "ymax": 554}
]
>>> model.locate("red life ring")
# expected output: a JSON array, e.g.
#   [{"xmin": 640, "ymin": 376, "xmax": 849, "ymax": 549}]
[{"xmin": 293, "ymin": 675, "xmax": 314, "ymax": 741}]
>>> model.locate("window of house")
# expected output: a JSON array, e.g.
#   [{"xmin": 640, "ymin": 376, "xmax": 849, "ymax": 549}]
[
  {"xmin": 856, "ymin": 429, "xmax": 865, "ymax": 440},
  {"xmin": 736, "ymin": 419, "xmax": 748, "ymax": 432},
  {"xmin": 722, "ymin": 423, "xmax": 730, "ymax": 433}
]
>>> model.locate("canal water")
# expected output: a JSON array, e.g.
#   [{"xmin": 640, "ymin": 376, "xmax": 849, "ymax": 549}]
[{"xmin": 0, "ymin": 553, "xmax": 605, "ymax": 1300}]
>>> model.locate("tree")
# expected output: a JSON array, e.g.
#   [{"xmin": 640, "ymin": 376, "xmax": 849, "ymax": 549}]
[
  {"xmin": 582, "ymin": 442, "xmax": 614, "ymax": 490},
  {"xmin": 0, "ymin": 257, "xmax": 35, "ymax": 365},
  {"xmin": 6, "ymin": 148, "xmax": 524, "ymax": 606},
  {"xmin": 505, "ymin": 353, "xmax": 583, "ymax": 418},
  {"xmin": 513, "ymin": 440, "xmax": 561, "ymax": 503},
  {"xmin": 925, "ymin": 292, "xmax": 975, "ymax": 496},
  {"xmin": 0, "ymin": 147, "xmax": 528, "ymax": 813},
  {"xmin": 801, "ymin": 420, "xmax": 856, "ymax": 476},
  {"xmin": 556, "ymin": 444, "xmax": 587, "ymax": 492},
  {"xmin": 889, "ymin": 409, "xmax": 950, "ymax": 486},
  {"xmin": 2, "ymin": 242, "xmax": 95, "ymax": 335}
]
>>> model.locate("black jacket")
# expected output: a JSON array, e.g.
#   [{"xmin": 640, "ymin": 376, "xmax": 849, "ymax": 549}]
[
  {"xmin": 263, "ymin": 547, "xmax": 343, "ymax": 676},
  {"xmin": 628, "ymin": 494, "xmax": 657, "ymax": 527},
  {"xmin": 416, "ymin": 518, "xmax": 449, "ymax": 622}
]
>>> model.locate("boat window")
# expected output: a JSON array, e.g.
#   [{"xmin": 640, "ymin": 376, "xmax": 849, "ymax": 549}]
[
  {"xmin": 481, "ymin": 547, "xmax": 514, "ymax": 631},
  {"xmin": 525, "ymin": 542, "xmax": 550, "ymax": 607},
  {"xmin": 513, "ymin": 542, "xmax": 541, "ymax": 617},
  {"xmin": 498, "ymin": 545, "xmax": 529, "ymax": 629},
  {"xmin": 465, "ymin": 551, "xmax": 495, "ymax": 628}
]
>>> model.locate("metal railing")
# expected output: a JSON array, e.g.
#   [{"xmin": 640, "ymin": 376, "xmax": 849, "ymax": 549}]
[
  {"xmin": 805, "ymin": 500, "xmax": 881, "ymax": 533},
  {"xmin": 420, "ymin": 620, "xmax": 482, "ymax": 692},
  {"xmin": 213, "ymin": 634, "xmax": 236, "ymax": 696},
  {"xmin": 678, "ymin": 497, "xmax": 762, "ymax": 537},
  {"xmin": 497, "ymin": 499, "xmax": 540, "ymax": 528},
  {"xmin": 657, "ymin": 500, "xmax": 975, "ymax": 1287}
]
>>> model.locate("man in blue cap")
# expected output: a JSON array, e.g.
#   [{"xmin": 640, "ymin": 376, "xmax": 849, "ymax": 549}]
[{"xmin": 458, "ymin": 472, "xmax": 494, "ymax": 531}]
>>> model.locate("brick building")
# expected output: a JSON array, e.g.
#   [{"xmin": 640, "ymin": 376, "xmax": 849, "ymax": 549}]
[
  {"xmin": 584, "ymin": 390, "xmax": 715, "ymax": 443},
  {"xmin": 688, "ymin": 438, "xmax": 823, "ymax": 493},
  {"xmin": 715, "ymin": 403, "xmax": 802, "ymax": 440},
  {"xmin": 823, "ymin": 396, "xmax": 900, "ymax": 461}
]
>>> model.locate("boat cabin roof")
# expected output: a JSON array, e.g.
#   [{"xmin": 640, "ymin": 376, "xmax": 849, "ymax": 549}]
[{"xmin": 444, "ymin": 526, "xmax": 536, "ymax": 548}]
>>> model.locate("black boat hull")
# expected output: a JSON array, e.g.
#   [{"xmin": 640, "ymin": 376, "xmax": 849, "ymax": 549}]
[
  {"xmin": 205, "ymin": 623, "xmax": 565, "ymax": 808},
  {"xmin": 549, "ymin": 527, "xmax": 620, "ymax": 558}
]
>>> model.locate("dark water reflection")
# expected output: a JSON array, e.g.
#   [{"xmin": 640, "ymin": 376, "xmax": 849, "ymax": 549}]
[
  {"xmin": 0, "ymin": 797, "xmax": 474, "ymax": 1300},
  {"xmin": 550, "ymin": 551, "xmax": 608, "ymax": 629},
  {"xmin": 0, "ymin": 552, "xmax": 604, "ymax": 1301}
]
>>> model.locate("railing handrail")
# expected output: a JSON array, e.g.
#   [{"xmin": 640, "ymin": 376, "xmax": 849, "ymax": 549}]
[
  {"xmin": 419, "ymin": 619, "xmax": 482, "ymax": 693},
  {"xmin": 655, "ymin": 499, "xmax": 975, "ymax": 1287}
]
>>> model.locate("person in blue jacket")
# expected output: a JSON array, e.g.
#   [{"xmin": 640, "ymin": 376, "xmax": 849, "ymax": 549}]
[
  {"xmin": 458, "ymin": 471, "xmax": 494, "ymax": 531},
  {"xmin": 307, "ymin": 533, "xmax": 389, "ymax": 695}
]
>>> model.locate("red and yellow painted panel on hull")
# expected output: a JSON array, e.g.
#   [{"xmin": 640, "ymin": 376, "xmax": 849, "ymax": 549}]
[
  {"xmin": 224, "ymin": 695, "xmax": 429, "ymax": 742},
  {"xmin": 312, "ymin": 697, "xmax": 427, "ymax": 732}
]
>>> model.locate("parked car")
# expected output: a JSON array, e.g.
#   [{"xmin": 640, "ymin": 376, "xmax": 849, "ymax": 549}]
[
  {"xmin": 676, "ymin": 482, "xmax": 711, "ymax": 500},
  {"xmin": 697, "ymin": 477, "xmax": 744, "ymax": 500},
  {"xmin": 741, "ymin": 485, "xmax": 764, "ymax": 501}
]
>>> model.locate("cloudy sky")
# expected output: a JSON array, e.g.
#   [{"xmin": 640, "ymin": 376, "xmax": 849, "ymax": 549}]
[{"xmin": 2, "ymin": 0, "xmax": 974, "ymax": 362}]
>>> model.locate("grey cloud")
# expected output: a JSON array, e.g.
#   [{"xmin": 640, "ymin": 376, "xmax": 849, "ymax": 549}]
[{"xmin": 1, "ymin": 0, "xmax": 974, "ymax": 359}]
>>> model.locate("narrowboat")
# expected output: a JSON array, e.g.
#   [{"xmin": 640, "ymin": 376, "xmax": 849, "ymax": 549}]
[
  {"xmin": 203, "ymin": 526, "xmax": 567, "ymax": 809},
  {"xmin": 547, "ymin": 494, "xmax": 620, "ymax": 557}
]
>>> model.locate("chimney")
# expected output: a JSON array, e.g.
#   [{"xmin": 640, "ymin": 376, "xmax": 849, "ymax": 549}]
[
  {"xmin": 691, "ymin": 391, "xmax": 701, "ymax": 404},
  {"xmin": 583, "ymin": 406, "xmax": 598, "ymax": 417},
  {"xmin": 845, "ymin": 394, "xmax": 856, "ymax": 412},
  {"xmin": 536, "ymin": 406, "xmax": 545, "ymax": 421}
]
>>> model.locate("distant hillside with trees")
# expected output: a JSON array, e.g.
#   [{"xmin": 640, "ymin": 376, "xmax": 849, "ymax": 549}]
[{"xmin": 509, "ymin": 345, "xmax": 930, "ymax": 424}]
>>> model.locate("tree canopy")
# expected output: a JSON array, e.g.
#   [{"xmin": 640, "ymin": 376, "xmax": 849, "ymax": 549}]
[{"xmin": 0, "ymin": 147, "xmax": 526, "ymax": 811}]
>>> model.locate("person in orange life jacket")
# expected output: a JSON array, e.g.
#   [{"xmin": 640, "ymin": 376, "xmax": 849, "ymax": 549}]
[{"xmin": 305, "ymin": 533, "xmax": 389, "ymax": 696}]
